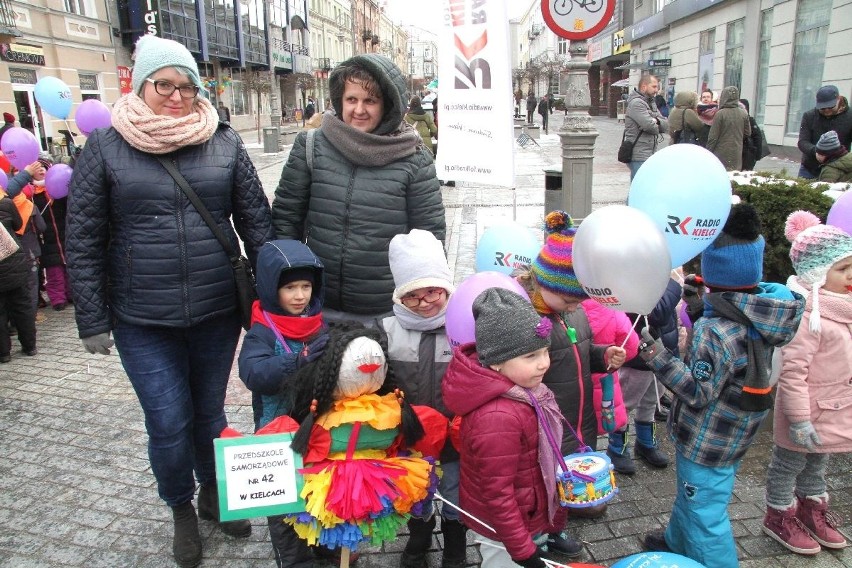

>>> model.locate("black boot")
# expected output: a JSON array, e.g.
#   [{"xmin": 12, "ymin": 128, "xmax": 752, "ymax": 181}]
[
  {"xmin": 634, "ymin": 421, "xmax": 669, "ymax": 468},
  {"xmin": 197, "ymin": 483, "xmax": 252, "ymax": 538},
  {"xmin": 171, "ymin": 502, "xmax": 202, "ymax": 568},
  {"xmin": 401, "ymin": 516, "xmax": 436, "ymax": 567},
  {"xmin": 440, "ymin": 518, "xmax": 467, "ymax": 568},
  {"xmin": 606, "ymin": 429, "xmax": 636, "ymax": 475}
]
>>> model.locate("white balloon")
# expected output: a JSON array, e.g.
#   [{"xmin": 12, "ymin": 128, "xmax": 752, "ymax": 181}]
[{"xmin": 574, "ymin": 205, "xmax": 672, "ymax": 314}]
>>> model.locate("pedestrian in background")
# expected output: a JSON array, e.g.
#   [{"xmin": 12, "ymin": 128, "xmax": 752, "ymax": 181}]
[
  {"xmin": 527, "ymin": 91, "xmax": 537, "ymax": 124},
  {"xmin": 538, "ymin": 94, "xmax": 550, "ymax": 135},
  {"xmin": 623, "ymin": 74, "xmax": 668, "ymax": 179},
  {"xmin": 668, "ymin": 91, "xmax": 705, "ymax": 145},
  {"xmin": 216, "ymin": 100, "xmax": 230, "ymax": 122},
  {"xmin": 271, "ymin": 53, "xmax": 445, "ymax": 326},
  {"xmin": 706, "ymin": 85, "xmax": 750, "ymax": 171},
  {"xmin": 405, "ymin": 95, "xmax": 437, "ymax": 155},
  {"xmin": 66, "ymin": 34, "xmax": 274, "ymax": 568},
  {"xmin": 31, "ymin": 157, "xmax": 73, "ymax": 311},
  {"xmin": 797, "ymin": 85, "xmax": 852, "ymax": 179},
  {"xmin": 814, "ymin": 130, "xmax": 852, "ymax": 182},
  {"xmin": 0, "ymin": 189, "xmax": 36, "ymax": 363},
  {"xmin": 762, "ymin": 211, "xmax": 852, "ymax": 556}
]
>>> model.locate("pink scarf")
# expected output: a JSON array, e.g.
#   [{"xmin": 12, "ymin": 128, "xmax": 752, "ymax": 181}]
[{"xmin": 111, "ymin": 93, "xmax": 219, "ymax": 154}]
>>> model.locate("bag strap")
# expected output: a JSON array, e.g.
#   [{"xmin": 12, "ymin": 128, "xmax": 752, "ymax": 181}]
[
  {"xmin": 306, "ymin": 128, "xmax": 316, "ymax": 173},
  {"xmin": 157, "ymin": 157, "xmax": 239, "ymax": 261},
  {"xmin": 526, "ymin": 391, "xmax": 596, "ymax": 483},
  {"xmin": 622, "ymin": 115, "xmax": 641, "ymax": 148}
]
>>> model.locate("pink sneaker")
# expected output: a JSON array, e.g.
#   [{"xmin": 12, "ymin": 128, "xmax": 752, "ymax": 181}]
[
  {"xmin": 762, "ymin": 504, "xmax": 821, "ymax": 555},
  {"xmin": 796, "ymin": 494, "xmax": 849, "ymax": 549}
]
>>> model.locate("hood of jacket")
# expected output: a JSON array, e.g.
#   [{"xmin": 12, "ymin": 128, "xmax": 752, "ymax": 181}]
[
  {"xmin": 329, "ymin": 53, "xmax": 408, "ymax": 136},
  {"xmin": 442, "ymin": 343, "xmax": 514, "ymax": 417},
  {"xmin": 406, "ymin": 111, "xmax": 430, "ymax": 122},
  {"xmin": 255, "ymin": 239, "xmax": 325, "ymax": 316},
  {"xmin": 704, "ymin": 283, "xmax": 805, "ymax": 347},
  {"xmin": 674, "ymin": 91, "xmax": 698, "ymax": 108},
  {"xmin": 718, "ymin": 86, "xmax": 741, "ymax": 109}
]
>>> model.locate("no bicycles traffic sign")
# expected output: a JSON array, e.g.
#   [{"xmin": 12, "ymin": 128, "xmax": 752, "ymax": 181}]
[{"xmin": 541, "ymin": 0, "xmax": 615, "ymax": 40}]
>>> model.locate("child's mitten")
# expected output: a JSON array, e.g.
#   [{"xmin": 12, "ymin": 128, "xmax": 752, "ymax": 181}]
[{"xmin": 789, "ymin": 421, "xmax": 821, "ymax": 451}]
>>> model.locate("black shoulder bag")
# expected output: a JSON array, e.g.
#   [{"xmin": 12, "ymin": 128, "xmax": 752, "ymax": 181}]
[
  {"xmin": 618, "ymin": 116, "xmax": 640, "ymax": 163},
  {"xmin": 157, "ymin": 157, "xmax": 257, "ymax": 330}
]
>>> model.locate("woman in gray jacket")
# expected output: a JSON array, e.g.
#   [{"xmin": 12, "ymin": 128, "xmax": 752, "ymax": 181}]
[{"xmin": 271, "ymin": 54, "xmax": 445, "ymax": 324}]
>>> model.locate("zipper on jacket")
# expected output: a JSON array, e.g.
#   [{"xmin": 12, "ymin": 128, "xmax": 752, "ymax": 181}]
[
  {"xmin": 337, "ymin": 168, "xmax": 357, "ymax": 310},
  {"xmin": 172, "ymin": 158, "xmax": 191, "ymax": 323}
]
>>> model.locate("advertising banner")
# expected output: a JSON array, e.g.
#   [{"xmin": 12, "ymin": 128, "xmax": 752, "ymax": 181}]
[{"xmin": 436, "ymin": 0, "xmax": 514, "ymax": 187}]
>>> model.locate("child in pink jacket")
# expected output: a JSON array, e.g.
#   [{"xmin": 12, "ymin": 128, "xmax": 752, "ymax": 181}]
[
  {"xmin": 762, "ymin": 211, "xmax": 852, "ymax": 555},
  {"xmin": 581, "ymin": 299, "xmax": 639, "ymax": 435}
]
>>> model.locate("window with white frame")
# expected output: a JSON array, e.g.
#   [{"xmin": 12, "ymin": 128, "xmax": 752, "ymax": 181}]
[
  {"xmin": 697, "ymin": 28, "xmax": 715, "ymax": 94},
  {"xmin": 785, "ymin": 0, "xmax": 831, "ymax": 136},
  {"xmin": 78, "ymin": 72, "xmax": 100, "ymax": 101},
  {"xmin": 723, "ymin": 19, "xmax": 744, "ymax": 91},
  {"xmin": 557, "ymin": 38, "xmax": 568, "ymax": 55},
  {"xmin": 754, "ymin": 9, "xmax": 773, "ymax": 126},
  {"xmin": 64, "ymin": 0, "xmax": 95, "ymax": 17}
]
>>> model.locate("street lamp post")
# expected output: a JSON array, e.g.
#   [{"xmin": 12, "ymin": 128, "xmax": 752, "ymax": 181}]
[{"xmin": 264, "ymin": 0, "xmax": 281, "ymax": 152}]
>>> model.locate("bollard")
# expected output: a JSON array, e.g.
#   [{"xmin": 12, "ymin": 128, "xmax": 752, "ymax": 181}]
[{"xmin": 262, "ymin": 126, "xmax": 280, "ymax": 153}]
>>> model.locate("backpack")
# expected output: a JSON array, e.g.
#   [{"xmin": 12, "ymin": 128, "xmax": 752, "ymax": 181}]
[{"xmin": 673, "ymin": 109, "xmax": 700, "ymax": 144}]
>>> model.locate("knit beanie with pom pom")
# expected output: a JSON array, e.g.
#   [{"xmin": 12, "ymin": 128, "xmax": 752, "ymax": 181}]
[
  {"xmin": 530, "ymin": 210, "xmax": 587, "ymax": 299},
  {"xmin": 785, "ymin": 210, "xmax": 852, "ymax": 332}
]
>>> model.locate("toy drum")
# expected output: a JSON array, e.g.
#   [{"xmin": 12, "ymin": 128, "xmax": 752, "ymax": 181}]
[{"xmin": 556, "ymin": 451, "xmax": 618, "ymax": 508}]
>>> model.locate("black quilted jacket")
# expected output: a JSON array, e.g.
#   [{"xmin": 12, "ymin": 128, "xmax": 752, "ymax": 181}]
[{"xmin": 66, "ymin": 125, "xmax": 274, "ymax": 338}]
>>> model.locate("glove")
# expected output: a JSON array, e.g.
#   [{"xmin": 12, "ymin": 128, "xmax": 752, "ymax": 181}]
[
  {"xmin": 638, "ymin": 328, "xmax": 665, "ymax": 362},
  {"xmin": 514, "ymin": 553, "xmax": 547, "ymax": 568},
  {"xmin": 682, "ymin": 274, "xmax": 705, "ymax": 323},
  {"xmin": 789, "ymin": 421, "xmax": 821, "ymax": 451},
  {"xmin": 81, "ymin": 333, "xmax": 114, "ymax": 355},
  {"xmin": 298, "ymin": 334, "xmax": 329, "ymax": 366}
]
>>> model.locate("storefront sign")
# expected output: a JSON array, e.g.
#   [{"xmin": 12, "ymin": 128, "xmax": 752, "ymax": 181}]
[
  {"xmin": 626, "ymin": 11, "xmax": 665, "ymax": 42},
  {"xmin": 648, "ymin": 58, "xmax": 671, "ymax": 67},
  {"xmin": 9, "ymin": 67, "xmax": 38, "ymax": 85},
  {"xmin": 664, "ymin": 0, "xmax": 721, "ymax": 25},
  {"xmin": 613, "ymin": 30, "xmax": 630, "ymax": 55},
  {"xmin": 587, "ymin": 40, "xmax": 602, "ymax": 62},
  {"xmin": 143, "ymin": 0, "xmax": 160, "ymax": 36},
  {"xmin": 0, "ymin": 43, "xmax": 46, "ymax": 66},
  {"xmin": 272, "ymin": 49, "xmax": 293, "ymax": 70},
  {"xmin": 117, "ymin": 66, "xmax": 132, "ymax": 94},
  {"xmin": 541, "ymin": 0, "xmax": 616, "ymax": 40}
]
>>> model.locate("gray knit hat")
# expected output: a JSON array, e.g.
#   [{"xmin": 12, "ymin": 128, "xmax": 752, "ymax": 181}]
[
  {"xmin": 473, "ymin": 288, "xmax": 552, "ymax": 367},
  {"xmin": 816, "ymin": 130, "xmax": 841, "ymax": 153},
  {"xmin": 131, "ymin": 34, "xmax": 203, "ymax": 95}
]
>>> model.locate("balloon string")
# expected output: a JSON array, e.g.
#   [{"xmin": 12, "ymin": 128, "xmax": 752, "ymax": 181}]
[
  {"xmin": 475, "ymin": 539, "xmax": 571, "ymax": 568},
  {"xmin": 623, "ymin": 312, "xmax": 644, "ymax": 349}
]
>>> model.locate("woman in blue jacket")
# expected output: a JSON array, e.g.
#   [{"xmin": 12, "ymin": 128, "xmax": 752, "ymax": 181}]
[{"xmin": 65, "ymin": 35, "xmax": 274, "ymax": 568}]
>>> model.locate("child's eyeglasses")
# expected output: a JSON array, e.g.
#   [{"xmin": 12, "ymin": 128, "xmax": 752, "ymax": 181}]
[
  {"xmin": 145, "ymin": 78, "xmax": 200, "ymax": 99},
  {"xmin": 401, "ymin": 288, "xmax": 445, "ymax": 308}
]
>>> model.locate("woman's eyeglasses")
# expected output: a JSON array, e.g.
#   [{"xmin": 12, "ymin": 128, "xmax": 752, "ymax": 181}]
[
  {"xmin": 146, "ymin": 78, "xmax": 200, "ymax": 99},
  {"xmin": 401, "ymin": 288, "xmax": 445, "ymax": 308}
]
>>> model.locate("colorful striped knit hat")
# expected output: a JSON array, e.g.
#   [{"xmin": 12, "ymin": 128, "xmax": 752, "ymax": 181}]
[{"xmin": 530, "ymin": 210, "xmax": 587, "ymax": 299}]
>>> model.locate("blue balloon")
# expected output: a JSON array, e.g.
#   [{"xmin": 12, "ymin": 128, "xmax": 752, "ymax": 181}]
[
  {"xmin": 475, "ymin": 222, "xmax": 540, "ymax": 275},
  {"xmin": 34, "ymin": 76, "xmax": 73, "ymax": 119},
  {"xmin": 628, "ymin": 144, "xmax": 732, "ymax": 268},
  {"xmin": 612, "ymin": 552, "xmax": 707, "ymax": 568}
]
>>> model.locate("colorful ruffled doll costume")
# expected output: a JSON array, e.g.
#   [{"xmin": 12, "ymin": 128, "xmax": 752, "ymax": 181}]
[{"xmin": 283, "ymin": 336, "xmax": 444, "ymax": 551}]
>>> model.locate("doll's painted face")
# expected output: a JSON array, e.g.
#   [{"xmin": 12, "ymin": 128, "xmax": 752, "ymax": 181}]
[
  {"xmin": 400, "ymin": 287, "xmax": 448, "ymax": 318},
  {"xmin": 490, "ymin": 347, "xmax": 551, "ymax": 389},
  {"xmin": 539, "ymin": 288, "xmax": 583, "ymax": 313},
  {"xmin": 823, "ymin": 255, "xmax": 852, "ymax": 294},
  {"xmin": 334, "ymin": 336, "xmax": 387, "ymax": 399}
]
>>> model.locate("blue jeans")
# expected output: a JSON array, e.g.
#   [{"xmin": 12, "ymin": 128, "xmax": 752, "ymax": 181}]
[
  {"xmin": 666, "ymin": 452, "xmax": 740, "ymax": 568},
  {"xmin": 113, "ymin": 313, "xmax": 241, "ymax": 506},
  {"xmin": 629, "ymin": 160, "xmax": 645, "ymax": 180},
  {"xmin": 798, "ymin": 165, "xmax": 817, "ymax": 179},
  {"xmin": 411, "ymin": 460, "xmax": 461, "ymax": 521}
]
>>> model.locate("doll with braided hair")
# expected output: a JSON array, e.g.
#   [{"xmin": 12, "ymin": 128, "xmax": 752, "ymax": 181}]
[{"xmin": 283, "ymin": 325, "xmax": 442, "ymax": 554}]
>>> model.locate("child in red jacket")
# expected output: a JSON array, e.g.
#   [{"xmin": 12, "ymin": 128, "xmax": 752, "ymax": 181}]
[{"xmin": 442, "ymin": 287, "xmax": 567, "ymax": 568}]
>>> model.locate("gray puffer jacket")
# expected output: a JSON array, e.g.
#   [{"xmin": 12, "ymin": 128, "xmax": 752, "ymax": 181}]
[
  {"xmin": 66, "ymin": 124, "xmax": 274, "ymax": 338},
  {"xmin": 624, "ymin": 88, "xmax": 668, "ymax": 161},
  {"xmin": 272, "ymin": 54, "xmax": 445, "ymax": 315}
]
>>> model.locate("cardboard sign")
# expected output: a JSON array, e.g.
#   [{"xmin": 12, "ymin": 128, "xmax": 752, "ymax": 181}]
[{"xmin": 213, "ymin": 433, "xmax": 305, "ymax": 521}]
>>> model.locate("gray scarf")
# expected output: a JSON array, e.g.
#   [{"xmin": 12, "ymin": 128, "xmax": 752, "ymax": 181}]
[
  {"xmin": 392, "ymin": 303, "xmax": 447, "ymax": 332},
  {"xmin": 320, "ymin": 112, "xmax": 422, "ymax": 167}
]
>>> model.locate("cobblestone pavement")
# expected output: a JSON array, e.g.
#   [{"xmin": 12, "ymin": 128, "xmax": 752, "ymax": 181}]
[{"xmin": 1, "ymin": 116, "xmax": 849, "ymax": 568}]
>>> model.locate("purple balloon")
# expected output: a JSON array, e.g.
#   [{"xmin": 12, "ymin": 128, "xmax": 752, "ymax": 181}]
[
  {"xmin": 45, "ymin": 164, "xmax": 73, "ymax": 200},
  {"xmin": 75, "ymin": 99, "xmax": 111, "ymax": 136},
  {"xmin": 826, "ymin": 191, "xmax": 852, "ymax": 235},
  {"xmin": 0, "ymin": 127, "xmax": 40, "ymax": 170},
  {"xmin": 445, "ymin": 271, "xmax": 531, "ymax": 347},
  {"xmin": 0, "ymin": 170, "xmax": 7, "ymax": 190}
]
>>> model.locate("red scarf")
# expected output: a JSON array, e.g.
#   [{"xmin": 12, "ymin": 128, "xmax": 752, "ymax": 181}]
[{"xmin": 249, "ymin": 300, "xmax": 323, "ymax": 340}]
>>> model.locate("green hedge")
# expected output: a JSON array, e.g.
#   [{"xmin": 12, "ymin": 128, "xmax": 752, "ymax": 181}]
[{"xmin": 732, "ymin": 179, "xmax": 833, "ymax": 283}]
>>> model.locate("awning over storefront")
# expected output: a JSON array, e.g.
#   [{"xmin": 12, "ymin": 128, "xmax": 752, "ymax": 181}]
[
  {"xmin": 615, "ymin": 61, "xmax": 645, "ymax": 70},
  {"xmin": 612, "ymin": 78, "xmax": 631, "ymax": 87}
]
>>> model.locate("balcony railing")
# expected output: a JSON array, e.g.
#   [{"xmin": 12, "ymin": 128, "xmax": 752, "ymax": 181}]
[{"xmin": 0, "ymin": 0, "xmax": 21, "ymax": 39}]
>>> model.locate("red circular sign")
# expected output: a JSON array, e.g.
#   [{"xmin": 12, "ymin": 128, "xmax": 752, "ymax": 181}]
[{"xmin": 541, "ymin": 0, "xmax": 615, "ymax": 40}]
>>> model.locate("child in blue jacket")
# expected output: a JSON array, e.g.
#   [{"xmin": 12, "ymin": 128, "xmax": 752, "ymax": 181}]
[{"xmin": 237, "ymin": 239, "xmax": 328, "ymax": 568}]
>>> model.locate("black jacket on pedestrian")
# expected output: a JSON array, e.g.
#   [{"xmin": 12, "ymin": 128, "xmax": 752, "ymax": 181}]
[
  {"xmin": 66, "ymin": 124, "xmax": 274, "ymax": 338},
  {"xmin": 32, "ymin": 192, "xmax": 67, "ymax": 268},
  {"xmin": 798, "ymin": 96, "xmax": 852, "ymax": 176},
  {"xmin": 0, "ymin": 196, "xmax": 28, "ymax": 292}
]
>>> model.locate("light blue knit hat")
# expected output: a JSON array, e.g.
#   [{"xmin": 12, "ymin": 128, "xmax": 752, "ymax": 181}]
[{"xmin": 131, "ymin": 34, "xmax": 202, "ymax": 95}]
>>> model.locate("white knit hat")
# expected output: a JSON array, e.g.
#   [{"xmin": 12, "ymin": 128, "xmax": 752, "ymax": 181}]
[
  {"xmin": 333, "ymin": 336, "xmax": 387, "ymax": 399},
  {"xmin": 389, "ymin": 229, "xmax": 454, "ymax": 304}
]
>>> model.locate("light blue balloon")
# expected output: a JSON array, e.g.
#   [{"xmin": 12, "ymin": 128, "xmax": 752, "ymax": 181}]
[
  {"xmin": 475, "ymin": 222, "xmax": 540, "ymax": 275},
  {"xmin": 612, "ymin": 551, "xmax": 707, "ymax": 568},
  {"xmin": 34, "ymin": 76, "xmax": 73, "ymax": 119},
  {"xmin": 628, "ymin": 144, "xmax": 732, "ymax": 268}
]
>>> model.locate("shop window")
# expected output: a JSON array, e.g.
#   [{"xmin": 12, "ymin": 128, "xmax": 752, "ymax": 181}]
[
  {"xmin": 697, "ymin": 29, "xmax": 715, "ymax": 94},
  {"xmin": 231, "ymin": 78, "xmax": 248, "ymax": 116},
  {"xmin": 754, "ymin": 9, "xmax": 773, "ymax": 126},
  {"xmin": 79, "ymin": 72, "xmax": 101, "ymax": 101},
  {"xmin": 785, "ymin": 0, "xmax": 831, "ymax": 136},
  {"xmin": 723, "ymin": 19, "xmax": 744, "ymax": 91}
]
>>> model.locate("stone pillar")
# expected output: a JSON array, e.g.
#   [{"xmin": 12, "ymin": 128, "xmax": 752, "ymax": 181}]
[
  {"xmin": 588, "ymin": 65, "xmax": 601, "ymax": 116},
  {"xmin": 557, "ymin": 39, "xmax": 599, "ymax": 220}
]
